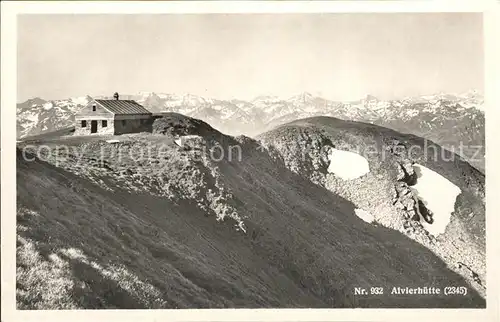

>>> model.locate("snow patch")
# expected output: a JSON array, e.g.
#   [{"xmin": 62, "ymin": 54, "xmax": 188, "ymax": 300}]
[
  {"xmin": 327, "ymin": 148, "xmax": 370, "ymax": 180},
  {"xmin": 406, "ymin": 109, "xmax": 419, "ymax": 117},
  {"xmin": 106, "ymin": 139, "xmax": 120, "ymax": 144},
  {"xmin": 70, "ymin": 96, "xmax": 90, "ymax": 106},
  {"xmin": 174, "ymin": 135, "xmax": 202, "ymax": 147},
  {"xmin": 474, "ymin": 103, "xmax": 485, "ymax": 112},
  {"xmin": 410, "ymin": 163, "xmax": 461, "ymax": 236},
  {"xmin": 182, "ymin": 135, "xmax": 202, "ymax": 139},
  {"xmin": 42, "ymin": 102, "xmax": 54, "ymax": 110},
  {"xmin": 354, "ymin": 208, "xmax": 375, "ymax": 223}
]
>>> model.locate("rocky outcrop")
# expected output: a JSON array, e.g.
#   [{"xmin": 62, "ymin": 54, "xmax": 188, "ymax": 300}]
[
  {"xmin": 393, "ymin": 161, "xmax": 434, "ymax": 224},
  {"xmin": 152, "ymin": 113, "xmax": 219, "ymax": 138}
]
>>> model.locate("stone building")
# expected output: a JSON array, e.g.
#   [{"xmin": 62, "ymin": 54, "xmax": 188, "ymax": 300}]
[{"xmin": 74, "ymin": 93, "xmax": 153, "ymax": 136}]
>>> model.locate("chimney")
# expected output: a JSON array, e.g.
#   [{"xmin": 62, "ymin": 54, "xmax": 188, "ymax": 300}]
[{"xmin": 113, "ymin": 92, "xmax": 119, "ymax": 100}]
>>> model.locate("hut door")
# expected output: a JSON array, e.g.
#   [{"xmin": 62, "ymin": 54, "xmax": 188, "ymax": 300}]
[{"xmin": 91, "ymin": 120, "xmax": 98, "ymax": 133}]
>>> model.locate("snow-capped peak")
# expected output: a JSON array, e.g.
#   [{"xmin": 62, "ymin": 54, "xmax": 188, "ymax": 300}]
[
  {"xmin": 288, "ymin": 92, "xmax": 315, "ymax": 103},
  {"xmin": 69, "ymin": 96, "xmax": 91, "ymax": 106},
  {"xmin": 363, "ymin": 94, "xmax": 379, "ymax": 102},
  {"xmin": 252, "ymin": 95, "xmax": 281, "ymax": 104}
]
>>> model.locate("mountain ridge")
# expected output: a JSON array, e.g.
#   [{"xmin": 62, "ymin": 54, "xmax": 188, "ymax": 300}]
[{"xmin": 16, "ymin": 113, "xmax": 486, "ymax": 308}]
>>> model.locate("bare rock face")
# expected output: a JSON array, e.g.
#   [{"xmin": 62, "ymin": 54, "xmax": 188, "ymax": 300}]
[
  {"xmin": 396, "ymin": 161, "xmax": 417, "ymax": 184},
  {"xmin": 393, "ymin": 161, "xmax": 430, "ymax": 222}
]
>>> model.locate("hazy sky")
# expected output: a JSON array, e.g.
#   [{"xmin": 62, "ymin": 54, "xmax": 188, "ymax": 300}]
[{"xmin": 17, "ymin": 13, "xmax": 484, "ymax": 102}]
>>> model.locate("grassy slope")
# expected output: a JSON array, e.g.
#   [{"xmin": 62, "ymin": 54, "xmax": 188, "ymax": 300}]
[{"xmin": 16, "ymin": 116, "xmax": 485, "ymax": 309}]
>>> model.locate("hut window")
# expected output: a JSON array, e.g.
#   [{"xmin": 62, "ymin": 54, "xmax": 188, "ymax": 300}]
[
  {"xmin": 81, "ymin": 120, "xmax": 87, "ymax": 128},
  {"xmin": 92, "ymin": 105, "xmax": 96, "ymax": 112},
  {"xmin": 122, "ymin": 120, "xmax": 126, "ymax": 126},
  {"xmin": 102, "ymin": 120, "xmax": 107, "ymax": 127}
]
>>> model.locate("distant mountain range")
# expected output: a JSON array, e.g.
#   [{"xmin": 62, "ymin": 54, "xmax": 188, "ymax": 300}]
[{"xmin": 16, "ymin": 90, "xmax": 485, "ymax": 171}]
